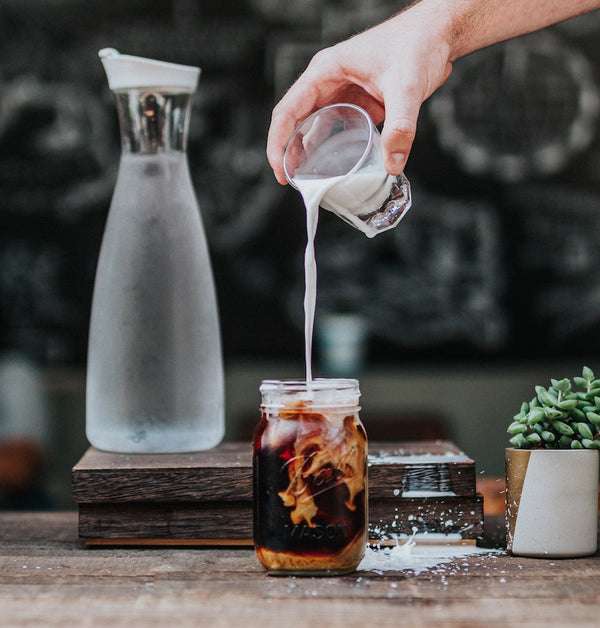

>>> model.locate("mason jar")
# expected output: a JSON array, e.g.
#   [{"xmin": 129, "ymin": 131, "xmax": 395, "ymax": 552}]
[{"xmin": 253, "ymin": 378, "xmax": 368, "ymax": 576}]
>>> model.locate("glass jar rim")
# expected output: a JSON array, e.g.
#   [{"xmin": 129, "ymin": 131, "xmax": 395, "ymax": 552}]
[
  {"xmin": 260, "ymin": 378, "xmax": 360, "ymax": 409},
  {"xmin": 260, "ymin": 378, "xmax": 359, "ymax": 391}
]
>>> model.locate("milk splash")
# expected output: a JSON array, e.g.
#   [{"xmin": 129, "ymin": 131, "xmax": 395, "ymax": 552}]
[{"xmin": 358, "ymin": 536, "xmax": 501, "ymax": 574}]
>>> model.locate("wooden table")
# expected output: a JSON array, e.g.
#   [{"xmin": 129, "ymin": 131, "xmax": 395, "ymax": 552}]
[{"xmin": 1, "ymin": 512, "xmax": 599, "ymax": 627}]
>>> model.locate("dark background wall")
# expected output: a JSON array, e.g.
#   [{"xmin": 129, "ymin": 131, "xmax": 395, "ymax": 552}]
[{"xmin": 2, "ymin": 0, "xmax": 600, "ymax": 371}]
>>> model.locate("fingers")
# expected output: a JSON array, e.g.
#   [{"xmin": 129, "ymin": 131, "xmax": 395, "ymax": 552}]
[
  {"xmin": 379, "ymin": 82, "xmax": 421, "ymax": 175},
  {"xmin": 266, "ymin": 51, "xmax": 328, "ymax": 184},
  {"xmin": 266, "ymin": 78, "xmax": 326, "ymax": 185},
  {"xmin": 267, "ymin": 38, "xmax": 384, "ymax": 185},
  {"xmin": 267, "ymin": 105, "xmax": 297, "ymax": 185},
  {"xmin": 380, "ymin": 115, "xmax": 417, "ymax": 176},
  {"xmin": 380, "ymin": 57, "xmax": 454, "ymax": 175}
]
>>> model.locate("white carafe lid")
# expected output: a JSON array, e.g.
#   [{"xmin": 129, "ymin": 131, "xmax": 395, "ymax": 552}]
[{"xmin": 99, "ymin": 48, "xmax": 200, "ymax": 91}]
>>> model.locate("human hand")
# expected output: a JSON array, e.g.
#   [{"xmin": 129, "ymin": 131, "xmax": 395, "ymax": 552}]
[{"xmin": 266, "ymin": 4, "xmax": 454, "ymax": 184}]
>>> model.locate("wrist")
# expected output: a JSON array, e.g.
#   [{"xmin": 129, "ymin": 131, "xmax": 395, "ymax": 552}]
[
  {"xmin": 393, "ymin": 0, "xmax": 456, "ymax": 60},
  {"xmin": 405, "ymin": 0, "xmax": 492, "ymax": 62}
]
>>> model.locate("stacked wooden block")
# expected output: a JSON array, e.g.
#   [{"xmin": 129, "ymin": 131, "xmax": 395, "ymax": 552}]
[{"xmin": 72, "ymin": 441, "xmax": 483, "ymax": 545}]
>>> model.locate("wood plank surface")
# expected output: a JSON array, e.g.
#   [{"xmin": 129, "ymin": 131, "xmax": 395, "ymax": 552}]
[
  {"xmin": 72, "ymin": 441, "xmax": 476, "ymax": 503},
  {"xmin": 71, "ymin": 443, "xmax": 253, "ymax": 503},
  {"xmin": 78, "ymin": 501, "xmax": 253, "ymax": 540},
  {"xmin": 1, "ymin": 512, "xmax": 599, "ymax": 627},
  {"xmin": 77, "ymin": 495, "xmax": 483, "ymax": 541}
]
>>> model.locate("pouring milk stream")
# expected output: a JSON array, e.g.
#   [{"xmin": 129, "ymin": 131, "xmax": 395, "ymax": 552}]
[{"xmin": 284, "ymin": 104, "xmax": 412, "ymax": 384}]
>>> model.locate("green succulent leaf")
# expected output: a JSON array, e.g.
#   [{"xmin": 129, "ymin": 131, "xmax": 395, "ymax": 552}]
[
  {"xmin": 544, "ymin": 407, "xmax": 566, "ymax": 420},
  {"xmin": 552, "ymin": 378, "xmax": 571, "ymax": 393},
  {"xmin": 571, "ymin": 439, "xmax": 584, "ymax": 449},
  {"xmin": 526, "ymin": 433, "xmax": 542, "ymax": 444},
  {"xmin": 527, "ymin": 408, "xmax": 546, "ymax": 424},
  {"xmin": 586, "ymin": 412, "xmax": 600, "ymax": 426},
  {"xmin": 557, "ymin": 420, "xmax": 576, "ymax": 435},
  {"xmin": 557, "ymin": 399, "xmax": 578, "ymax": 410},
  {"xmin": 574, "ymin": 377, "xmax": 588, "ymax": 388},
  {"xmin": 541, "ymin": 431, "xmax": 556, "ymax": 442},
  {"xmin": 536, "ymin": 386, "xmax": 557, "ymax": 406},
  {"xmin": 581, "ymin": 439, "xmax": 595, "ymax": 449},
  {"xmin": 509, "ymin": 434, "xmax": 529, "ymax": 448},
  {"xmin": 582, "ymin": 366, "xmax": 595, "ymax": 381},
  {"xmin": 553, "ymin": 421, "xmax": 574, "ymax": 436},
  {"xmin": 520, "ymin": 401, "xmax": 530, "ymax": 414},
  {"xmin": 508, "ymin": 421, "xmax": 527, "ymax": 435},
  {"xmin": 559, "ymin": 435, "xmax": 573, "ymax": 448},
  {"xmin": 577, "ymin": 422, "xmax": 595, "ymax": 440}
]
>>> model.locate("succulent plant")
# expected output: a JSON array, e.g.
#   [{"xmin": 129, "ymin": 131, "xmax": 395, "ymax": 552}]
[{"xmin": 508, "ymin": 366, "xmax": 600, "ymax": 449}]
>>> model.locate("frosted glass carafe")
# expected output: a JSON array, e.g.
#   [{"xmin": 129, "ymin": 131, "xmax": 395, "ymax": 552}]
[{"xmin": 86, "ymin": 49, "xmax": 224, "ymax": 453}]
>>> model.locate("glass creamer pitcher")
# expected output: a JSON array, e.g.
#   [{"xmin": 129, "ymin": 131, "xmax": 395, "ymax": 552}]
[
  {"xmin": 86, "ymin": 49, "xmax": 224, "ymax": 453},
  {"xmin": 283, "ymin": 103, "xmax": 412, "ymax": 238}
]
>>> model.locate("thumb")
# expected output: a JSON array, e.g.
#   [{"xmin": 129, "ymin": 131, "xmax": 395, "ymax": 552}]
[{"xmin": 380, "ymin": 92, "xmax": 421, "ymax": 176}]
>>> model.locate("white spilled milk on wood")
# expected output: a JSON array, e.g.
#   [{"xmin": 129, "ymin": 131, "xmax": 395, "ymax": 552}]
[{"xmin": 358, "ymin": 536, "xmax": 500, "ymax": 574}]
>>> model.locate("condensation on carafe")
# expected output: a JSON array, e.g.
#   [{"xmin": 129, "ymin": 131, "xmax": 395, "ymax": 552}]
[{"xmin": 86, "ymin": 49, "xmax": 224, "ymax": 453}]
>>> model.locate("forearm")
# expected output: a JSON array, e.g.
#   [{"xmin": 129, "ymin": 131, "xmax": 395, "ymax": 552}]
[{"xmin": 403, "ymin": 0, "xmax": 600, "ymax": 61}]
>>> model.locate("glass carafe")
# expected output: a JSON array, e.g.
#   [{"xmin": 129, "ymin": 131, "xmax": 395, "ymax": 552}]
[{"xmin": 86, "ymin": 49, "xmax": 224, "ymax": 453}]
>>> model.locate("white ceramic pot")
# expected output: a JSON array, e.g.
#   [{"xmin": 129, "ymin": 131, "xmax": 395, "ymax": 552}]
[{"xmin": 505, "ymin": 448, "xmax": 599, "ymax": 557}]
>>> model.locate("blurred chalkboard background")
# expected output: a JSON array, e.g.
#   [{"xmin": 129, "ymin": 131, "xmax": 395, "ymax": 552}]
[
  {"xmin": 3, "ymin": 0, "xmax": 600, "ymax": 370},
  {"xmin": 4, "ymin": 0, "xmax": 600, "ymax": 508}
]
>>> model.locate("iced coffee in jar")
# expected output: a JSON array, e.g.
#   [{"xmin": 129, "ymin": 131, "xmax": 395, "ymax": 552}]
[{"xmin": 253, "ymin": 378, "xmax": 368, "ymax": 576}]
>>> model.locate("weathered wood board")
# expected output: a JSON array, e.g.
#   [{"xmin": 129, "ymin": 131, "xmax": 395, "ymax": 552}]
[{"xmin": 72, "ymin": 441, "xmax": 484, "ymax": 544}]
